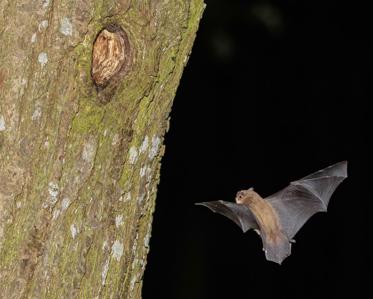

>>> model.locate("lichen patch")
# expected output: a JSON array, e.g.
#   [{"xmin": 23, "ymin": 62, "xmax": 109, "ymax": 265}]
[
  {"xmin": 111, "ymin": 240, "xmax": 123, "ymax": 261},
  {"xmin": 111, "ymin": 133, "xmax": 120, "ymax": 146},
  {"xmin": 31, "ymin": 33, "xmax": 37, "ymax": 43},
  {"xmin": 128, "ymin": 146, "xmax": 138, "ymax": 164},
  {"xmin": 70, "ymin": 224, "xmax": 78, "ymax": 239},
  {"xmin": 115, "ymin": 215, "xmax": 124, "ymax": 228},
  {"xmin": 60, "ymin": 17, "xmax": 73, "ymax": 36},
  {"xmin": 0, "ymin": 115, "xmax": 6, "ymax": 131},
  {"xmin": 139, "ymin": 136, "xmax": 149, "ymax": 154},
  {"xmin": 61, "ymin": 197, "xmax": 70, "ymax": 211},
  {"xmin": 38, "ymin": 20, "xmax": 49, "ymax": 31},
  {"xmin": 82, "ymin": 140, "xmax": 96, "ymax": 163},
  {"xmin": 130, "ymin": 275, "xmax": 137, "ymax": 291},
  {"xmin": 32, "ymin": 106, "xmax": 42, "ymax": 121},
  {"xmin": 38, "ymin": 52, "xmax": 48, "ymax": 67},
  {"xmin": 139, "ymin": 165, "xmax": 151, "ymax": 179},
  {"xmin": 139, "ymin": 166, "xmax": 146, "ymax": 178},
  {"xmin": 144, "ymin": 225, "xmax": 152, "ymax": 248},
  {"xmin": 48, "ymin": 181, "xmax": 59, "ymax": 205},
  {"xmin": 149, "ymin": 136, "xmax": 161, "ymax": 160},
  {"xmin": 101, "ymin": 259, "xmax": 110, "ymax": 285}
]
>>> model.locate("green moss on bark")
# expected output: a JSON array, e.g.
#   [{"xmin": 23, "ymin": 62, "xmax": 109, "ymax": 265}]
[{"xmin": 0, "ymin": 0, "xmax": 205, "ymax": 298}]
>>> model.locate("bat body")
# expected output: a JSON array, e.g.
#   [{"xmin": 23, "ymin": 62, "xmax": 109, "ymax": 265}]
[{"xmin": 196, "ymin": 161, "xmax": 347, "ymax": 264}]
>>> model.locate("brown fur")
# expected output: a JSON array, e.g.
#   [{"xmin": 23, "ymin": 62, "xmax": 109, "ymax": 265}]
[{"xmin": 236, "ymin": 190, "xmax": 284, "ymax": 246}]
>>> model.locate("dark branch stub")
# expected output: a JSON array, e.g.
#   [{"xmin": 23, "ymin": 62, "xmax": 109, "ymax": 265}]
[{"xmin": 91, "ymin": 24, "xmax": 130, "ymax": 90}]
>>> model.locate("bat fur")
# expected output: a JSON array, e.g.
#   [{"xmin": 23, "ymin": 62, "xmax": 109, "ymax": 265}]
[{"xmin": 196, "ymin": 161, "xmax": 348, "ymax": 264}]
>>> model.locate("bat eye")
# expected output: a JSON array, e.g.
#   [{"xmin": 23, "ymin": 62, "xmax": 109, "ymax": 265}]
[{"xmin": 236, "ymin": 192, "xmax": 245, "ymax": 200}]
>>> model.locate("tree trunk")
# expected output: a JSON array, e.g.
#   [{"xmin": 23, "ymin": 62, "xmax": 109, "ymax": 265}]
[{"xmin": 0, "ymin": 0, "xmax": 204, "ymax": 298}]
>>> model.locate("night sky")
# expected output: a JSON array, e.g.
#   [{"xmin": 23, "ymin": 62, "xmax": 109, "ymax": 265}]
[{"xmin": 143, "ymin": 1, "xmax": 367, "ymax": 298}]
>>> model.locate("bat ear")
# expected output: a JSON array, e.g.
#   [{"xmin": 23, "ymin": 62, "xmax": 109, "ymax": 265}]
[{"xmin": 248, "ymin": 187, "xmax": 254, "ymax": 191}]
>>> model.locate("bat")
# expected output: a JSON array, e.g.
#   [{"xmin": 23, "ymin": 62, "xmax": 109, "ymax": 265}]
[{"xmin": 196, "ymin": 161, "xmax": 347, "ymax": 264}]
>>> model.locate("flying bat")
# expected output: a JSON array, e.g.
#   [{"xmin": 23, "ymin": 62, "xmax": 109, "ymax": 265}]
[{"xmin": 196, "ymin": 161, "xmax": 347, "ymax": 264}]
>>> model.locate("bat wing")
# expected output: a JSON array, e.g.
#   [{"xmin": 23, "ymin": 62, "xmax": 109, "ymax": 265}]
[
  {"xmin": 196, "ymin": 201, "xmax": 258, "ymax": 233},
  {"xmin": 266, "ymin": 161, "xmax": 348, "ymax": 239}
]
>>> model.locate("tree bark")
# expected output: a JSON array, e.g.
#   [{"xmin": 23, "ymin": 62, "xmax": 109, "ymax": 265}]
[{"xmin": 0, "ymin": 0, "xmax": 204, "ymax": 298}]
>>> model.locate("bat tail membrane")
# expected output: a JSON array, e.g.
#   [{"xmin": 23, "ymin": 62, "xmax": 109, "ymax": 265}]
[
  {"xmin": 262, "ymin": 233, "xmax": 292, "ymax": 265},
  {"xmin": 195, "ymin": 201, "xmax": 259, "ymax": 232}
]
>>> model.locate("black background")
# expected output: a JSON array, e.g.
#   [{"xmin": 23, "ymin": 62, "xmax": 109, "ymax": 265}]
[{"xmin": 143, "ymin": 0, "xmax": 367, "ymax": 298}]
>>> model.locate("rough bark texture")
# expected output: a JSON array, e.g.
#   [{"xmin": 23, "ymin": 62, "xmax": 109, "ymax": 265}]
[{"xmin": 0, "ymin": 0, "xmax": 204, "ymax": 298}]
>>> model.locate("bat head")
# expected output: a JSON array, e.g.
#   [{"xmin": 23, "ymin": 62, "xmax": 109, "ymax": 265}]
[{"xmin": 235, "ymin": 187, "xmax": 256, "ymax": 204}]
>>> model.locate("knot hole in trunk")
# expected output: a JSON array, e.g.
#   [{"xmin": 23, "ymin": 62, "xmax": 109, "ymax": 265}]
[{"xmin": 91, "ymin": 24, "xmax": 131, "ymax": 102}]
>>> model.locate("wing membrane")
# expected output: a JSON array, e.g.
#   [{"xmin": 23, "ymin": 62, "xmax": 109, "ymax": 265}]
[
  {"xmin": 196, "ymin": 201, "xmax": 258, "ymax": 232},
  {"xmin": 266, "ymin": 161, "xmax": 347, "ymax": 239}
]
